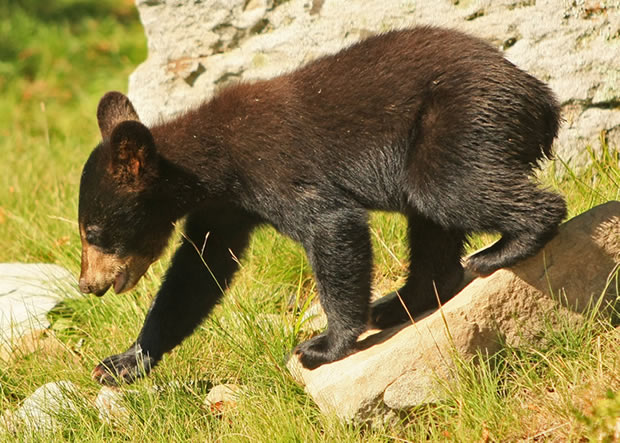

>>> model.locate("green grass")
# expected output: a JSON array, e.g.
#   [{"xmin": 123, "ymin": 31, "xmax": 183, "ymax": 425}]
[
  {"xmin": 0, "ymin": 0, "xmax": 144, "ymax": 266},
  {"xmin": 0, "ymin": 1, "xmax": 619, "ymax": 440}
]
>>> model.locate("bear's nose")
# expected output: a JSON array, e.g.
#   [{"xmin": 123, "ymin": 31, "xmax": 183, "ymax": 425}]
[
  {"xmin": 78, "ymin": 278, "xmax": 92, "ymax": 294},
  {"xmin": 79, "ymin": 277, "xmax": 111, "ymax": 297}
]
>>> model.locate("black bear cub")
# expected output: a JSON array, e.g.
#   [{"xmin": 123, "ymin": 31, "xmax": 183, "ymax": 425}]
[{"xmin": 78, "ymin": 26, "xmax": 566, "ymax": 385}]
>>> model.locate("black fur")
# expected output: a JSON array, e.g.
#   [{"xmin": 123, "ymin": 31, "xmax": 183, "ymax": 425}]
[{"xmin": 79, "ymin": 26, "xmax": 566, "ymax": 384}]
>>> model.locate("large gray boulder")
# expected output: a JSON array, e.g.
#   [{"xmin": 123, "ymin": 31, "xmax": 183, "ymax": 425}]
[
  {"xmin": 287, "ymin": 201, "xmax": 620, "ymax": 421},
  {"xmin": 129, "ymin": 0, "xmax": 619, "ymax": 165}
]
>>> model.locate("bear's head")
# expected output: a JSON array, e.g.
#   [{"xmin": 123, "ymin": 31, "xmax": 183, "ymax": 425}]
[{"xmin": 78, "ymin": 92, "xmax": 173, "ymax": 296}]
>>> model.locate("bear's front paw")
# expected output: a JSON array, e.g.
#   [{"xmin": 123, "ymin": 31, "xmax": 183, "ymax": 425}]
[
  {"xmin": 294, "ymin": 333, "xmax": 355, "ymax": 369},
  {"xmin": 92, "ymin": 346, "xmax": 155, "ymax": 386}
]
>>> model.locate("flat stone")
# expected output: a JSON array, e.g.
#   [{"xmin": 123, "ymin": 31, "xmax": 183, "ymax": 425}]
[
  {"xmin": 288, "ymin": 201, "xmax": 620, "ymax": 421},
  {"xmin": 0, "ymin": 264, "xmax": 75, "ymax": 354}
]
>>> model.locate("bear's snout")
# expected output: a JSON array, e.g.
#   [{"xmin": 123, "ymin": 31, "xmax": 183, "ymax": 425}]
[{"xmin": 78, "ymin": 276, "xmax": 111, "ymax": 297}]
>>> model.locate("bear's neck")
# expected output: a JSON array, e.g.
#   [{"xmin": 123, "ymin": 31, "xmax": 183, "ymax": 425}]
[
  {"xmin": 148, "ymin": 115, "xmax": 239, "ymax": 220},
  {"xmin": 145, "ymin": 79, "xmax": 292, "ymax": 221}
]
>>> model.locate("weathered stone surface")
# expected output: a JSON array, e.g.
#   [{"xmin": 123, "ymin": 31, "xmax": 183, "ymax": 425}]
[
  {"xmin": 0, "ymin": 264, "xmax": 75, "ymax": 359},
  {"xmin": 288, "ymin": 201, "xmax": 620, "ymax": 421},
  {"xmin": 129, "ymin": 0, "xmax": 619, "ymax": 165},
  {"xmin": 1, "ymin": 381, "xmax": 80, "ymax": 435}
]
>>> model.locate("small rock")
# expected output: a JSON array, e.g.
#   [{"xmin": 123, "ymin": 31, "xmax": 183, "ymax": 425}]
[
  {"xmin": 205, "ymin": 384, "xmax": 241, "ymax": 414},
  {"xmin": 2, "ymin": 381, "xmax": 80, "ymax": 435},
  {"xmin": 95, "ymin": 380, "xmax": 211, "ymax": 426},
  {"xmin": 94, "ymin": 386, "xmax": 133, "ymax": 426}
]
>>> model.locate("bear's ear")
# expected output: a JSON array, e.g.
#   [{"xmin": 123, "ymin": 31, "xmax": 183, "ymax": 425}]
[
  {"xmin": 107, "ymin": 120, "xmax": 157, "ymax": 186},
  {"xmin": 97, "ymin": 91, "xmax": 140, "ymax": 139}
]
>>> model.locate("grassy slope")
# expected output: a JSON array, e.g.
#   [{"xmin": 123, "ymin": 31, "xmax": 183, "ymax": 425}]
[{"xmin": 0, "ymin": 1, "xmax": 618, "ymax": 440}]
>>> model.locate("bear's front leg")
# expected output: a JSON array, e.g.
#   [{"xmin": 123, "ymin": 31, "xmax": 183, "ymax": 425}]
[
  {"xmin": 93, "ymin": 209, "xmax": 255, "ymax": 385},
  {"xmin": 294, "ymin": 209, "xmax": 372, "ymax": 369}
]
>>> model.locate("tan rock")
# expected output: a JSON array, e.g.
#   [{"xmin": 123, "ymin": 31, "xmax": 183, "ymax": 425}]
[
  {"xmin": 288, "ymin": 201, "xmax": 620, "ymax": 421},
  {"xmin": 205, "ymin": 384, "xmax": 242, "ymax": 415}
]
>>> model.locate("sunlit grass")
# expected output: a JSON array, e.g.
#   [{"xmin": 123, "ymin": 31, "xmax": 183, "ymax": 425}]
[{"xmin": 0, "ymin": 0, "xmax": 145, "ymax": 266}]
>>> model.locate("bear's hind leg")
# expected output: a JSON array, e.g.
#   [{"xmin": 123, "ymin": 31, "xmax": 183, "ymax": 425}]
[
  {"xmin": 370, "ymin": 212, "xmax": 465, "ymax": 329},
  {"xmin": 466, "ymin": 186, "xmax": 566, "ymax": 275}
]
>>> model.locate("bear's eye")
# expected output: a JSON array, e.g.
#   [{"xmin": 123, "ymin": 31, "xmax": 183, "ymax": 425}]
[{"xmin": 85, "ymin": 226, "xmax": 104, "ymax": 247}]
